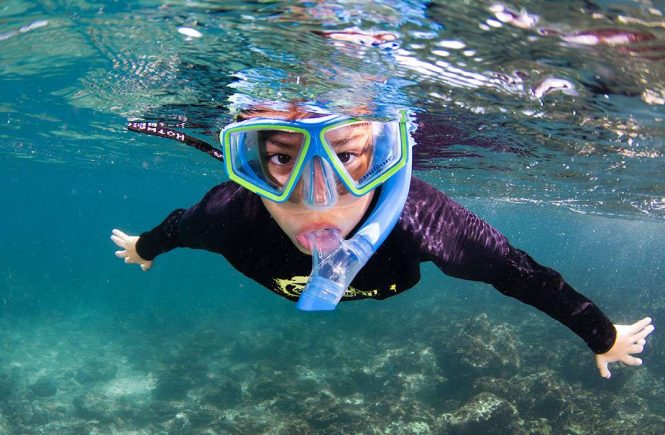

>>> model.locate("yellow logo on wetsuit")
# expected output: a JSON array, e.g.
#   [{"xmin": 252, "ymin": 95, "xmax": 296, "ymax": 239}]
[{"xmin": 273, "ymin": 275, "xmax": 384, "ymax": 299}]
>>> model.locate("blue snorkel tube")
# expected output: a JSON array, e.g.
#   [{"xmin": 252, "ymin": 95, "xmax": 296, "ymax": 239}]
[{"xmin": 296, "ymin": 127, "xmax": 414, "ymax": 311}]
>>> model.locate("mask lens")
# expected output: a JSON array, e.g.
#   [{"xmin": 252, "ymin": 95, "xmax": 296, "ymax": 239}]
[
  {"xmin": 228, "ymin": 128, "xmax": 306, "ymax": 196},
  {"xmin": 323, "ymin": 121, "xmax": 403, "ymax": 189}
]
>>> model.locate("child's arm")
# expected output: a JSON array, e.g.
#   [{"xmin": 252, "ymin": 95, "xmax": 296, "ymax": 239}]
[
  {"xmin": 111, "ymin": 228, "xmax": 153, "ymax": 271},
  {"xmin": 110, "ymin": 182, "xmax": 255, "ymax": 270},
  {"xmin": 404, "ymin": 178, "xmax": 654, "ymax": 378}
]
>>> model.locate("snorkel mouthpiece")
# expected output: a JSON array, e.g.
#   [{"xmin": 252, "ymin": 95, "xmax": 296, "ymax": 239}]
[{"xmin": 296, "ymin": 229, "xmax": 374, "ymax": 311}]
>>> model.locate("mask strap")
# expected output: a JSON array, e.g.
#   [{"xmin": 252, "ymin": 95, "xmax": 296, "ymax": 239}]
[{"xmin": 127, "ymin": 121, "xmax": 224, "ymax": 162}]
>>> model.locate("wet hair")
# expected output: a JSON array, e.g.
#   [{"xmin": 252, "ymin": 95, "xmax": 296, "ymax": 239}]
[{"xmin": 235, "ymin": 102, "xmax": 324, "ymax": 122}]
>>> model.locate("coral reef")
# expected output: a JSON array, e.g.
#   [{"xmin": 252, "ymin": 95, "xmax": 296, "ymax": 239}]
[{"xmin": 0, "ymin": 305, "xmax": 661, "ymax": 433}]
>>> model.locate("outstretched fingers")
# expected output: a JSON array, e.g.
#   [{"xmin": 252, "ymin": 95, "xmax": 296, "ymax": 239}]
[
  {"xmin": 621, "ymin": 355, "xmax": 643, "ymax": 366},
  {"xmin": 595, "ymin": 317, "xmax": 655, "ymax": 379},
  {"xmin": 628, "ymin": 317, "xmax": 653, "ymax": 335},
  {"xmin": 111, "ymin": 229, "xmax": 129, "ymax": 248},
  {"xmin": 629, "ymin": 343, "xmax": 644, "ymax": 354},
  {"xmin": 633, "ymin": 323, "xmax": 655, "ymax": 341},
  {"xmin": 111, "ymin": 229, "xmax": 150, "ymax": 271},
  {"xmin": 112, "ymin": 228, "xmax": 128, "ymax": 238},
  {"xmin": 122, "ymin": 254, "xmax": 140, "ymax": 264},
  {"xmin": 111, "ymin": 236, "xmax": 126, "ymax": 249}
]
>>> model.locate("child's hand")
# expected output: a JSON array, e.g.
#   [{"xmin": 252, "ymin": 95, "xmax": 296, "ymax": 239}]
[
  {"xmin": 594, "ymin": 317, "xmax": 654, "ymax": 379},
  {"xmin": 111, "ymin": 229, "xmax": 153, "ymax": 271}
]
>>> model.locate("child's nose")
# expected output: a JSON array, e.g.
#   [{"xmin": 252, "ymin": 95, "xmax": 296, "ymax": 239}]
[{"xmin": 294, "ymin": 156, "xmax": 338, "ymax": 209}]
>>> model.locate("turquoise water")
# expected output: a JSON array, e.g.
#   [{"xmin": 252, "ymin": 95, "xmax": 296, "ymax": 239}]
[{"xmin": 2, "ymin": 0, "xmax": 665, "ymax": 433}]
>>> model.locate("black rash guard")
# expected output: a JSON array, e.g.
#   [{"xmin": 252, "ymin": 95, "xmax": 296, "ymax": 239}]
[{"xmin": 136, "ymin": 177, "xmax": 616, "ymax": 354}]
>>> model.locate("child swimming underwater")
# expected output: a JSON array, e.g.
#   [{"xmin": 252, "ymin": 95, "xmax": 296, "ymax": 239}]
[{"xmin": 112, "ymin": 103, "xmax": 653, "ymax": 379}]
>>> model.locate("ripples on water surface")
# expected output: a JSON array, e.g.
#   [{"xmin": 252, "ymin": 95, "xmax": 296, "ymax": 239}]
[{"xmin": 2, "ymin": 0, "xmax": 664, "ymax": 217}]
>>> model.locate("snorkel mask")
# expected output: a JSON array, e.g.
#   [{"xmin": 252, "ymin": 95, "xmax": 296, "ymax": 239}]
[{"xmin": 220, "ymin": 111, "xmax": 414, "ymax": 311}]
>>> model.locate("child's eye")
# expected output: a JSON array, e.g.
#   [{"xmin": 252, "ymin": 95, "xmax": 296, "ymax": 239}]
[
  {"xmin": 337, "ymin": 152, "xmax": 357, "ymax": 164},
  {"xmin": 269, "ymin": 154, "xmax": 292, "ymax": 165}
]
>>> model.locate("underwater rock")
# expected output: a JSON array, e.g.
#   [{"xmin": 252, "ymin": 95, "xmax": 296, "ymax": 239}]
[
  {"xmin": 328, "ymin": 368, "xmax": 386, "ymax": 399},
  {"xmin": 473, "ymin": 370, "xmax": 574, "ymax": 422},
  {"xmin": 622, "ymin": 363, "xmax": 665, "ymax": 415},
  {"xmin": 527, "ymin": 372, "xmax": 575, "ymax": 421},
  {"xmin": 307, "ymin": 404, "xmax": 367, "ymax": 433},
  {"xmin": 250, "ymin": 380, "xmax": 286, "ymax": 402},
  {"xmin": 162, "ymin": 406, "xmax": 221, "ymax": 433},
  {"xmin": 470, "ymin": 369, "xmax": 665, "ymax": 433},
  {"xmin": 152, "ymin": 374, "xmax": 194, "ymax": 401},
  {"xmin": 440, "ymin": 392, "xmax": 523, "ymax": 434},
  {"xmin": 350, "ymin": 368, "xmax": 388, "ymax": 396},
  {"xmin": 213, "ymin": 403, "xmax": 276, "ymax": 433},
  {"xmin": 329, "ymin": 375, "xmax": 359, "ymax": 397},
  {"xmin": 0, "ymin": 413, "xmax": 9, "ymax": 434},
  {"xmin": 163, "ymin": 411, "xmax": 191, "ymax": 433},
  {"xmin": 523, "ymin": 418, "xmax": 552, "ymax": 433},
  {"xmin": 372, "ymin": 345, "xmax": 448, "ymax": 408},
  {"xmin": 26, "ymin": 403, "xmax": 50, "ymax": 425},
  {"xmin": 73, "ymin": 392, "xmax": 115, "ymax": 422},
  {"xmin": 434, "ymin": 313, "xmax": 521, "ymax": 383},
  {"xmin": 272, "ymin": 378, "xmax": 322, "ymax": 415},
  {"xmin": 228, "ymin": 341, "xmax": 263, "ymax": 362},
  {"xmin": 6, "ymin": 399, "xmax": 49, "ymax": 426},
  {"xmin": 187, "ymin": 407, "xmax": 219, "ymax": 428},
  {"xmin": 603, "ymin": 374, "xmax": 665, "ymax": 433},
  {"xmin": 156, "ymin": 355, "xmax": 210, "ymax": 394},
  {"xmin": 75, "ymin": 359, "xmax": 118, "ymax": 384},
  {"xmin": 602, "ymin": 408, "xmax": 665, "ymax": 434},
  {"xmin": 647, "ymin": 306, "xmax": 663, "ymax": 375},
  {"xmin": 273, "ymin": 420, "xmax": 312, "ymax": 434},
  {"xmin": 202, "ymin": 379, "xmax": 242, "ymax": 408},
  {"xmin": 273, "ymin": 393, "xmax": 307, "ymax": 416},
  {"xmin": 29, "ymin": 377, "xmax": 57, "ymax": 398},
  {"xmin": 0, "ymin": 373, "xmax": 15, "ymax": 401},
  {"xmin": 147, "ymin": 401, "xmax": 180, "ymax": 422}
]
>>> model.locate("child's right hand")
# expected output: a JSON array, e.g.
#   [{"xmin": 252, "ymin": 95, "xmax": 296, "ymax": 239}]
[{"xmin": 111, "ymin": 229, "xmax": 153, "ymax": 271}]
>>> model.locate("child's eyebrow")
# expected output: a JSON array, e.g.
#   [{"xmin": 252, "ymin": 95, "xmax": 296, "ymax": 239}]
[
  {"xmin": 265, "ymin": 134, "xmax": 303, "ymax": 149},
  {"xmin": 329, "ymin": 123, "xmax": 371, "ymax": 147},
  {"xmin": 330, "ymin": 132, "xmax": 367, "ymax": 147}
]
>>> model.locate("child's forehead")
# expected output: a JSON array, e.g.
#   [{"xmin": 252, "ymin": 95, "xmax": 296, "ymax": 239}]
[{"xmin": 236, "ymin": 104, "xmax": 331, "ymax": 122}]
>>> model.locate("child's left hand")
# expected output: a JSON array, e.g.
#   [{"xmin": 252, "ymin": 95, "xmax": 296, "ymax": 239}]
[
  {"xmin": 111, "ymin": 229, "xmax": 153, "ymax": 271},
  {"xmin": 594, "ymin": 317, "xmax": 654, "ymax": 379}
]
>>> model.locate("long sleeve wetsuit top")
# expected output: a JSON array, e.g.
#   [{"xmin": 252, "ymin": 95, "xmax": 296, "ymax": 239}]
[{"xmin": 136, "ymin": 177, "xmax": 616, "ymax": 354}]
